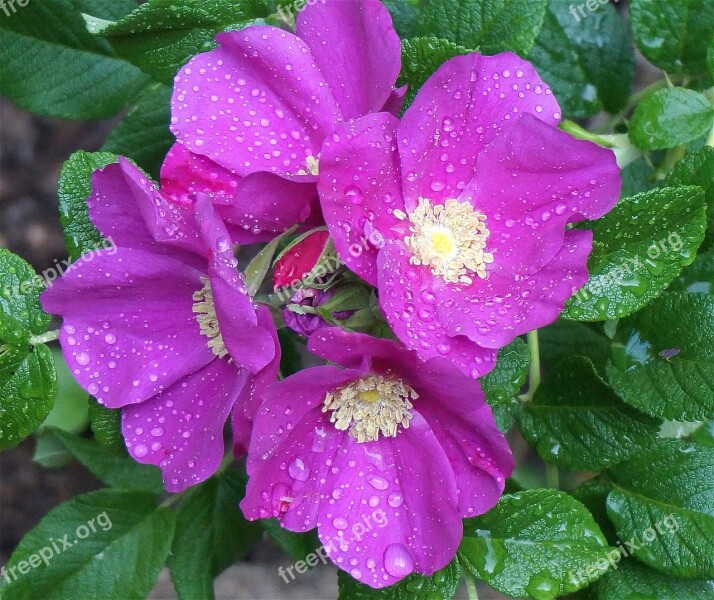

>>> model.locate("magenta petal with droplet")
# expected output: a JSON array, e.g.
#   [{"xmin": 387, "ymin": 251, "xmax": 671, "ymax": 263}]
[
  {"xmin": 242, "ymin": 329, "xmax": 512, "ymax": 587},
  {"xmin": 41, "ymin": 248, "xmax": 213, "ymax": 408},
  {"xmin": 377, "ymin": 241, "xmax": 498, "ymax": 378},
  {"xmin": 88, "ymin": 159, "xmax": 204, "ymax": 265},
  {"xmin": 315, "ymin": 413, "xmax": 461, "ymax": 588},
  {"xmin": 437, "ymin": 229, "xmax": 593, "ymax": 349},
  {"xmin": 122, "ymin": 358, "xmax": 249, "ymax": 492},
  {"xmin": 231, "ymin": 306, "xmax": 281, "ymax": 456},
  {"xmin": 319, "ymin": 113, "xmax": 407, "ymax": 286},
  {"xmin": 171, "ymin": 26, "xmax": 340, "ymax": 179},
  {"xmin": 161, "ymin": 143, "xmax": 319, "ymax": 244},
  {"xmin": 461, "ymin": 114, "xmax": 620, "ymax": 278},
  {"xmin": 397, "ymin": 52, "xmax": 562, "ymax": 205},
  {"xmin": 296, "ymin": 0, "xmax": 401, "ymax": 120}
]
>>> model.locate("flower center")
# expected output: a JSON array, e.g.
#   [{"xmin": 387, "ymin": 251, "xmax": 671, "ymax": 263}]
[
  {"xmin": 297, "ymin": 155, "xmax": 320, "ymax": 176},
  {"xmin": 192, "ymin": 277, "xmax": 228, "ymax": 359},
  {"xmin": 322, "ymin": 375, "xmax": 417, "ymax": 443},
  {"xmin": 400, "ymin": 198, "xmax": 493, "ymax": 284}
]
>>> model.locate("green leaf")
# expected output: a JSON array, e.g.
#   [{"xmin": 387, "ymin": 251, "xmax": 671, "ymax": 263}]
[
  {"xmin": 527, "ymin": 0, "xmax": 634, "ymax": 118},
  {"xmin": 691, "ymin": 420, "xmax": 714, "ymax": 448},
  {"xmin": 629, "ymin": 88, "xmax": 714, "ymax": 151},
  {"xmin": 620, "ymin": 157, "xmax": 656, "ymax": 199},
  {"xmin": 382, "ymin": 0, "xmax": 420, "ymax": 38},
  {"xmin": 414, "ymin": 0, "xmax": 547, "ymax": 56},
  {"xmin": 665, "ymin": 146, "xmax": 714, "ymax": 251},
  {"xmin": 672, "ymin": 247, "xmax": 714, "ymax": 294},
  {"xmin": 630, "ymin": 0, "xmax": 714, "ymax": 75},
  {"xmin": 75, "ymin": 0, "xmax": 138, "ymax": 21},
  {"xmin": 36, "ymin": 348, "xmax": 89, "ymax": 435},
  {"xmin": 570, "ymin": 477, "xmax": 618, "ymax": 544},
  {"xmin": 0, "ymin": 344, "xmax": 57, "ymax": 451},
  {"xmin": 605, "ymin": 440, "xmax": 714, "ymax": 579},
  {"xmin": 100, "ymin": 0, "xmax": 276, "ymax": 84},
  {"xmin": 103, "ymin": 83, "xmax": 173, "ymax": 178},
  {"xmin": 168, "ymin": 470, "xmax": 262, "ymax": 600},
  {"xmin": 539, "ymin": 320, "xmax": 612, "ymax": 374},
  {"xmin": 45, "ymin": 427, "xmax": 164, "ymax": 493},
  {"xmin": 397, "ymin": 37, "xmax": 471, "ymax": 109},
  {"xmin": 262, "ymin": 519, "xmax": 319, "ymax": 562},
  {"xmin": 480, "ymin": 337, "xmax": 530, "ymax": 432},
  {"xmin": 58, "ymin": 151, "xmax": 118, "ymax": 262},
  {"xmin": 0, "ymin": 489, "xmax": 175, "ymax": 600},
  {"xmin": 519, "ymin": 357, "xmax": 660, "ymax": 471},
  {"xmin": 336, "ymin": 559, "xmax": 460, "ymax": 600},
  {"xmin": 594, "ymin": 558, "xmax": 714, "ymax": 599},
  {"xmin": 0, "ymin": 0, "xmax": 149, "ymax": 119},
  {"xmin": 459, "ymin": 489, "xmax": 612, "ymax": 600},
  {"xmin": 88, "ymin": 398, "xmax": 125, "ymax": 451},
  {"xmin": 0, "ymin": 249, "xmax": 51, "ymax": 345},
  {"xmin": 563, "ymin": 186, "xmax": 707, "ymax": 321},
  {"xmin": 607, "ymin": 292, "xmax": 714, "ymax": 421}
]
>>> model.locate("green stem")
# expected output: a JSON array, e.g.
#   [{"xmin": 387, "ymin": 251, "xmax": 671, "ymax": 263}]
[
  {"xmin": 29, "ymin": 330, "xmax": 60, "ymax": 345},
  {"xmin": 464, "ymin": 570, "xmax": 479, "ymax": 600},
  {"xmin": 546, "ymin": 462, "xmax": 560, "ymax": 490},
  {"xmin": 521, "ymin": 330, "xmax": 541, "ymax": 403},
  {"xmin": 596, "ymin": 78, "xmax": 670, "ymax": 133}
]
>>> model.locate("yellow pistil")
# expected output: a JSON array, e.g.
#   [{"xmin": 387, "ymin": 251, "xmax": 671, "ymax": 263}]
[
  {"xmin": 323, "ymin": 375, "xmax": 417, "ymax": 443},
  {"xmin": 192, "ymin": 277, "xmax": 228, "ymax": 359},
  {"xmin": 402, "ymin": 197, "xmax": 493, "ymax": 284}
]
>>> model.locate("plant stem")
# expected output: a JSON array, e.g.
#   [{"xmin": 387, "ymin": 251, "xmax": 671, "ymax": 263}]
[
  {"xmin": 29, "ymin": 330, "xmax": 60, "ymax": 345},
  {"xmin": 546, "ymin": 462, "xmax": 560, "ymax": 490},
  {"xmin": 595, "ymin": 78, "xmax": 670, "ymax": 133},
  {"xmin": 521, "ymin": 330, "xmax": 541, "ymax": 403},
  {"xmin": 464, "ymin": 570, "xmax": 479, "ymax": 600}
]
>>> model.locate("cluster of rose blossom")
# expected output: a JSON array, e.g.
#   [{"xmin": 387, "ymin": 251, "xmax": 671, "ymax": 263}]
[{"xmin": 42, "ymin": 0, "xmax": 620, "ymax": 588}]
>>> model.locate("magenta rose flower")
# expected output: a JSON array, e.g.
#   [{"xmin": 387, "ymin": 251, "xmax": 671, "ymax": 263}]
[
  {"xmin": 318, "ymin": 53, "xmax": 621, "ymax": 378},
  {"xmin": 165, "ymin": 0, "xmax": 403, "ymax": 243},
  {"xmin": 41, "ymin": 158, "xmax": 278, "ymax": 491},
  {"xmin": 241, "ymin": 328, "xmax": 513, "ymax": 588}
]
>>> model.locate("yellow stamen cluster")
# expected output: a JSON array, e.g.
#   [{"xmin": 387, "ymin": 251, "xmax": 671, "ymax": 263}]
[
  {"xmin": 192, "ymin": 277, "xmax": 228, "ymax": 359},
  {"xmin": 323, "ymin": 375, "xmax": 417, "ymax": 443},
  {"xmin": 297, "ymin": 155, "xmax": 320, "ymax": 176},
  {"xmin": 402, "ymin": 198, "xmax": 493, "ymax": 284}
]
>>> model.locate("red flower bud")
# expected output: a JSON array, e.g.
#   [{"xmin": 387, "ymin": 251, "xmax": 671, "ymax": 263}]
[{"xmin": 273, "ymin": 229, "xmax": 330, "ymax": 290}]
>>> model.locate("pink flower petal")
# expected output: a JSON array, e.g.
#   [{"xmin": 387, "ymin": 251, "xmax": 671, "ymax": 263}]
[
  {"xmin": 89, "ymin": 159, "xmax": 204, "ymax": 263},
  {"xmin": 193, "ymin": 195, "xmax": 276, "ymax": 373},
  {"xmin": 296, "ymin": 0, "xmax": 401, "ymax": 120},
  {"xmin": 171, "ymin": 27, "xmax": 340, "ymax": 180},
  {"xmin": 315, "ymin": 413, "xmax": 461, "ymax": 588},
  {"xmin": 161, "ymin": 143, "xmax": 319, "ymax": 244},
  {"xmin": 398, "ymin": 53, "xmax": 561, "ymax": 205},
  {"xmin": 122, "ymin": 358, "xmax": 248, "ymax": 492},
  {"xmin": 319, "ymin": 113, "xmax": 407, "ymax": 286},
  {"xmin": 462, "ymin": 113, "xmax": 620, "ymax": 277},
  {"xmin": 377, "ymin": 241, "xmax": 498, "ymax": 378},
  {"xmin": 41, "ymin": 248, "xmax": 213, "ymax": 408},
  {"xmin": 231, "ymin": 306, "xmax": 281, "ymax": 456},
  {"xmin": 437, "ymin": 229, "xmax": 594, "ymax": 349}
]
